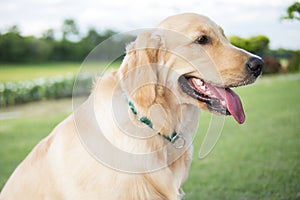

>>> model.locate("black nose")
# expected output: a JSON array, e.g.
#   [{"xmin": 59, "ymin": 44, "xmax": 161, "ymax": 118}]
[{"xmin": 246, "ymin": 57, "xmax": 264, "ymax": 77}]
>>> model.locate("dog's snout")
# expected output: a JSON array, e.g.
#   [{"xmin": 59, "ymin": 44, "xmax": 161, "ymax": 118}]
[{"xmin": 246, "ymin": 57, "xmax": 264, "ymax": 77}]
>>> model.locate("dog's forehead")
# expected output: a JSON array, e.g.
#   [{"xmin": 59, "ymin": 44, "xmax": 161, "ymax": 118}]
[{"xmin": 157, "ymin": 13, "xmax": 221, "ymax": 38}]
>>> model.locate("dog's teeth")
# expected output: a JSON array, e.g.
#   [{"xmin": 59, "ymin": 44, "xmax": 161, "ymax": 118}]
[
  {"xmin": 195, "ymin": 79, "xmax": 202, "ymax": 86},
  {"xmin": 206, "ymin": 91, "xmax": 211, "ymax": 95},
  {"xmin": 200, "ymin": 85, "xmax": 206, "ymax": 90},
  {"xmin": 221, "ymin": 100, "xmax": 226, "ymax": 106}
]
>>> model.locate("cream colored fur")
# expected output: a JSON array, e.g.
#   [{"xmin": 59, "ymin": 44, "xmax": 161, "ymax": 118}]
[{"xmin": 0, "ymin": 13, "xmax": 257, "ymax": 200}]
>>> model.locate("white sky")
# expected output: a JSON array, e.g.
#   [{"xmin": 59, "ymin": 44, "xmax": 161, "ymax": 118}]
[{"xmin": 0, "ymin": 0, "xmax": 299, "ymax": 49}]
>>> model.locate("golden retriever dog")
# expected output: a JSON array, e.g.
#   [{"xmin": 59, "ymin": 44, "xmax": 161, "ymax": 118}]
[{"xmin": 0, "ymin": 13, "xmax": 263, "ymax": 200}]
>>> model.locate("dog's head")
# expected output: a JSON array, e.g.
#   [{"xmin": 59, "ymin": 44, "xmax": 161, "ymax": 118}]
[{"xmin": 119, "ymin": 13, "xmax": 263, "ymax": 124}]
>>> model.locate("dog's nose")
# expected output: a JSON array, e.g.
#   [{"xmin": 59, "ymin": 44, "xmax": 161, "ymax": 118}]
[{"xmin": 246, "ymin": 57, "xmax": 264, "ymax": 77}]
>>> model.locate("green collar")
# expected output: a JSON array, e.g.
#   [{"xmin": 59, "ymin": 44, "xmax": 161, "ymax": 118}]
[{"xmin": 128, "ymin": 101, "xmax": 185, "ymax": 148}]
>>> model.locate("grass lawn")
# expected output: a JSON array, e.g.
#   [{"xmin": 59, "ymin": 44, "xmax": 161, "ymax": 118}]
[
  {"xmin": 0, "ymin": 62, "xmax": 120, "ymax": 82},
  {"xmin": 0, "ymin": 73, "xmax": 299, "ymax": 199},
  {"xmin": 0, "ymin": 63, "xmax": 81, "ymax": 82},
  {"xmin": 184, "ymin": 73, "xmax": 300, "ymax": 200},
  {"xmin": 0, "ymin": 99, "xmax": 73, "ymax": 189}
]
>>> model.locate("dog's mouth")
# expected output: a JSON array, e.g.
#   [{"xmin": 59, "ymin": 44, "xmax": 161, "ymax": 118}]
[{"xmin": 178, "ymin": 76, "xmax": 245, "ymax": 124}]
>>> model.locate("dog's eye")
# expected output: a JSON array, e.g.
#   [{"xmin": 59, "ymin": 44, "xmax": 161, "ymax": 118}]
[{"xmin": 195, "ymin": 35, "xmax": 209, "ymax": 45}]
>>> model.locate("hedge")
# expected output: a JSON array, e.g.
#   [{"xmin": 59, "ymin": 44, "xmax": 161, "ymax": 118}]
[{"xmin": 0, "ymin": 73, "xmax": 94, "ymax": 107}]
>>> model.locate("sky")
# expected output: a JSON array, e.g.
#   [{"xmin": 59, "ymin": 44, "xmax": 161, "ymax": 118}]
[{"xmin": 0, "ymin": 0, "xmax": 299, "ymax": 49}]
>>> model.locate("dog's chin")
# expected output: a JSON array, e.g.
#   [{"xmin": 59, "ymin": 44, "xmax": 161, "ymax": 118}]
[{"xmin": 178, "ymin": 75, "xmax": 246, "ymax": 124}]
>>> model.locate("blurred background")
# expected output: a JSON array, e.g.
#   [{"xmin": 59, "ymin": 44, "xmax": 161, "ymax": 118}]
[{"xmin": 0, "ymin": 0, "xmax": 299, "ymax": 199}]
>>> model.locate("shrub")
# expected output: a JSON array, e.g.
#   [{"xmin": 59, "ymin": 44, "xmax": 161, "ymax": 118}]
[
  {"xmin": 262, "ymin": 56, "xmax": 282, "ymax": 74},
  {"xmin": 0, "ymin": 74, "xmax": 93, "ymax": 107},
  {"xmin": 229, "ymin": 35, "xmax": 270, "ymax": 55},
  {"xmin": 287, "ymin": 51, "xmax": 300, "ymax": 72}
]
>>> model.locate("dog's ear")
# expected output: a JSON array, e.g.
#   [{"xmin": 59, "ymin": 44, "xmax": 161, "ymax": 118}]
[{"xmin": 119, "ymin": 31, "xmax": 163, "ymax": 112}]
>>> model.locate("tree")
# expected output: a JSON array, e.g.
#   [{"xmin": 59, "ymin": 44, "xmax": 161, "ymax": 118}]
[
  {"xmin": 7, "ymin": 25, "xmax": 20, "ymax": 34},
  {"xmin": 61, "ymin": 19, "xmax": 79, "ymax": 41},
  {"xmin": 102, "ymin": 29, "xmax": 117, "ymax": 38},
  {"xmin": 24, "ymin": 36, "xmax": 52, "ymax": 62},
  {"xmin": 0, "ymin": 32, "xmax": 27, "ymax": 62},
  {"xmin": 42, "ymin": 29, "xmax": 55, "ymax": 41},
  {"xmin": 247, "ymin": 35, "xmax": 270, "ymax": 55},
  {"xmin": 288, "ymin": 51, "xmax": 300, "ymax": 72},
  {"xmin": 282, "ymin": 2, "xmax": 300, "ymax": 21},
  {"xmin": 229, "ymin": 36, "xmax": 248, "ymax": 50},
  {"xmin": 229, "ymin": 35, "xmax": 270, "ymax": 55}
]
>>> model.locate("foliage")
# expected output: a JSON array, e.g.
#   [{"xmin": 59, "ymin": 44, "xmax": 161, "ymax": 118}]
[
  {"xmin": 61, "ymin": 19, "xmax": 79, "ymax": 41},
  {"xmin": 0, "ymin": 33, "xmax": 27, "ymax": 62},
  {"xmin": 229, "ymin": 35, "xmax": 270, "ymax": 55},
  {"xmin": 287, "ymin": 51, "xmax": 300, "ymax": 72},
  {"xmin": 0, "ymin": 74, "xmax": 93, "ymax": 107},
  {"xmin": 268, "ymin": 48, "xmax": 295, "ymax": 60},
  {"xmin": 0, "ymin": 21, "xmax": 124, "ymax": 63},
  {"xmin": 265, "ymin": 49, "xmax": 300, "ymax": 73},
  {"xmin": 0, "ymin": 17, "xmax": 298, "ymax": 75},
  {"xmin": 262, "ymin": 56, "xmax": 282, "ymax": 74},
  {"xmin": 229, "ymin": 36, "xmax": 300, "ymax": 74},
  {"xmin": 0, "ymin": 32, "xmax": 53, "ymax": 63},
  {"xmin": 282, "ymin": 2, "xmax": 300, "ymax": 21}
]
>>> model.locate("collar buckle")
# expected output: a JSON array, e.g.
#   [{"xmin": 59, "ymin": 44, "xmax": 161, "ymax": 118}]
[{"xmin": 171, "ymin": 134, "xmax": 185, "ymax": 149}]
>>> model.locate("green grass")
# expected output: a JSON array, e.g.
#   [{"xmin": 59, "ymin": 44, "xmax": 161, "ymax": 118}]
[
  {"xmin": 184, "ymin": 74, "xmax": 300, "ymax": 199},
  {"xmin": 0, "ymin": 62, "xmax": 120, "ymax": 82},
  {"xmin": 0, "ymin": 74, "xmax": 299, "ymax": 199},
  {"xmin": 0, "ymin": 99, "xmax": 73, "ymax": 189},
  {"xmin": 0, "ymin": 63, "xmax": 81, "ymax": 81}
]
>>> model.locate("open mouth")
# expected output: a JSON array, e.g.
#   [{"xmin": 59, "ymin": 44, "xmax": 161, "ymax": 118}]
[{"xmin": 178, "ymin": 76, "xmax": 245, "ymax": 124}]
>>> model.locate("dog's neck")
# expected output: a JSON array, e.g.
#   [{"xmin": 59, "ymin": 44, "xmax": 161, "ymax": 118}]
[
  {"xmin": 123, "ymin": 92, "xmax": 200, "ymax": 193},
  {"xmin": 90, "ymin": 73, "xmax": 199, "ymax": 194},
  {"xmin": 128, "ymin": 100, "xmax": 186, "ymax": 149},
  {"xmin": 124, "ymin": 88, "xmax": 200, "ymax": 150}
]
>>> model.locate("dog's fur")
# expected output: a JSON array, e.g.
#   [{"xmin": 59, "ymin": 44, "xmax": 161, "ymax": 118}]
[{"xmin": 0, "ymin": 13, "xmax": 260, "ymax": 200}]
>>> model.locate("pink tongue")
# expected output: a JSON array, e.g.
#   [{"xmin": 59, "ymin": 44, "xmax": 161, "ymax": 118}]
[
  {"xmin": 224, "ymin": 89, "xmax": 245, "ymax": 124},
  {"xmin": 206, "ymin": 84, "xmax": 245, "ymax": 124}
]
